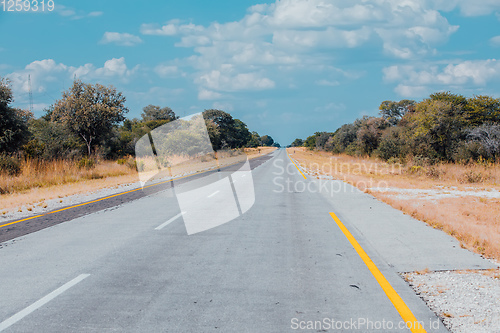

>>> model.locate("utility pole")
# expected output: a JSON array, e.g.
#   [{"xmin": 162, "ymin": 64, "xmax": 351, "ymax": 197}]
[{"xmin": 28, "ymin": 75, "xmax": 33, "ymax": 113}]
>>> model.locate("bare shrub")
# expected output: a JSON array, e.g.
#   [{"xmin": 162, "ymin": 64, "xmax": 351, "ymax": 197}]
[
  {"xmin": 466, "ymin": 124, "xmax": 500, "ymax": 161},
  {"xmin": 459, "ymin": 170, "xmax": 489, "ymax": 184}
]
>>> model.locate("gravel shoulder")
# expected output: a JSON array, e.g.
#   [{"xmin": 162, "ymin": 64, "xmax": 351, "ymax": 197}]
[
  {"xmin": 404, "ymin": 266, "xmax": 500, "ymax": 333},
  {"xmin": 0, "ymin": 180, "xmax": 142, "ymax": 223}
]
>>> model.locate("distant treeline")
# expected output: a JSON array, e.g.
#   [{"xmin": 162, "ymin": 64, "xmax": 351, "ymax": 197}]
[
  {"xmin": 292, "ymin": 92, "xmax": 500, "ymax": 163},
  {"xmin": 0, "ymin": 77, "xmax": 277, "ymax": 163}
]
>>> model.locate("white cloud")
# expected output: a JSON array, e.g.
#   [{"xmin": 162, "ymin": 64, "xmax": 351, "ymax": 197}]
[
  {"xmin": 7, "ymin": 59, "xmax": 68, "ymax": 94},
  {"xmin": 140, "ymin": 22, "xmax": 204, "ymax": 36},
  {"xmin": 6, "ymin": 58, "xmax": 138, "ymax": 100},
  {"xmin": 100, "ymin": 32, "xmax": 143, "ymax": 46},
  {"xmin": 264, "ymin": 0, "xmax": 458, "ymax": 58},
  {"xmin": 384, "ymin": 0, "xmax": 500, "ymax": 17},
  {"xmin": 56, "ymin": 5, "xmax": 103, "ymax": 20},
  {"xmin": 154, "ymin": 65, "xmax": 183, "ymax": 78},
  {"xmin": 94, "ymin": 58, "xmax": 137, "ymax": 78},
  {"xmin": 195, "ymin": 65, "xmax": 275, "ymax": 92},
  {"xmin": 212, "ymin": 101, "xmax": 234, "ymax": 111},
  {"xmin": 384, "ymin": 59, "xmax": 500, "ymax": 97},
  {"xmin": 143, "ymin": 0, "xmax": 463, "ymax": 90},
  {"xmin": 273, "ymin": 27, "xmax": 372, "ymax": 50},
  {"xmin": 176, "ymin": 35, "xmax": 211, "ymax": 47},
  {"xmin": 439, "ymin": 60, "xmax": 500, "ymax": 85},
  {"xmin": 88, "ymin": 11, "xmax": 103, "ymax": 17},
  {"xmin": 141, "ymin": 0, "xmax": 499, "ymax": 97},
  {"xmin": 71, "ymin": 58, "xmax": 139, "ymax": 81},
  {"xmin": 316, "ymin": 79, "xmax": 340, "ymax": 86},
  {"xmin": 198, "ymin": 89, "xmax": 223, "ymax": 100},
  {"xmin": 57, "ymin": 5, "xmax": 76, "ymax": 17},
  {"xmin": 443, "ymin": 0, "xmax": 500, "ymax": 16},
  {"xmin": 394, "ymin": 84, "xmax": 429, "ymax": 97},
  {"xmin": 490, "ymin": 36, "xmax": 500, "ymax": 47},
  {"xmin": 26, "ymin": 59, "xmax": 67, "ymax": 74},
  {"xmin": 265, "ymin": 0, "xmax": 384, "ymax": 28},
  {"xmin": 140, "ymin": 23, "xmax": 177, "ymax": 36}
]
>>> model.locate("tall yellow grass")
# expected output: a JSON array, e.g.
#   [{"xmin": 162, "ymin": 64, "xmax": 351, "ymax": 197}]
[{"xmin": 0, "ymin": 158, "xmax": 136, "ymax": 195}]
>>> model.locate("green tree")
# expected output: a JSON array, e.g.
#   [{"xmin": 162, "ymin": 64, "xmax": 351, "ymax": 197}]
[
  {"xmin": 405, "ymin": 99, "xmax": 466, "ymax": 161},
  {"xmin": 0, "ymin": 77, "xmax": 13, "ymax": 106},
  {"xmin": 25, "ymin": 117, "xmax": 83, "ymax": 159},
  {"xmin": 141, "ymin": 105, "xmax": 178, "ymax": 122},
  {"xmin": 246, "ymin": 131, "xmax": 261, "ymax": 148},
  {"xmin": 51, "ymin": 80, "xmax": 128, "ymax": 156},
  {"xmin": 202, "ymin": 109, "xmax": 252, "ymax": 150},
  {"xmin": 330, "ymin": 122, "xmax": 360, "ymax": 153},
  {"xmin": 233, "ymin": 119, "xmax": 252, "ymax": 147},
  {"xmin": 429, "ymin": 91, "xmax": 468, "ymax": 108},
  {"xmin": 465, "ymin": 95, "xmax": 500, "ymax": 126},
  {"xmin": 356, "ymin": 117, "xmax": 388, "ymax": 155},
  {"xmin": 379, "ymin": 99, "xmax": 415, "ymax": 126},
  {"xmin": 291, "ymin": 138, "xmax": 303, "ymax": 147},
  {"xmin": 203, "ymin": 109, "xmax": 235, "ymax": 150},
  {"xmin": 260, "ymin": 135, "xmax": 274, "ymax": 146},
  {"xmin": 376, "ymin": 126, "xmax": 405, "ymax": 160},
  {"xmin": 304, "ymin": 133, "xmax": 320, "ymax": 150},
  {"xmin": 140, "ymin": 105, "xmax": 179, "ymax": 131},
  {"xmin": 315, "ymin": 132, "xmax": 333, "ymax": 150},
  {"xmin": 0, "ymin": 77, "xmax": 32, "ymax": 153}
]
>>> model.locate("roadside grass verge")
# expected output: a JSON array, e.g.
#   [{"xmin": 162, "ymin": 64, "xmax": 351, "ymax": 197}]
[
  {"xmin": 0, "ymin": 158, "xmax": 136, "ymax": 195},
  {"xmin": 0, "ymin": 158, "xmax": 138, "ymax": 214},
  {"xmin": 287, "ymin": 147, "xmax": 500, "ymax": 260}
]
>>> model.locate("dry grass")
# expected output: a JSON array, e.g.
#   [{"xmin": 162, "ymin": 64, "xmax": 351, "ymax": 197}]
[
  {"xmin": 378, "ymin": 195, "xmax": 500, "ymax": 259},
  {"xmin": 287, "ymin": 148, "xmax": 500, "ymax": 190},
  {"xmin": 244, "ymin": 146, "xmax": 277, "ymax": 156},
  {"xmin": 288, "ymin": 147, "xmax": 500, "ymax": 260},
  {"xmin": 0, "ymin": 158, "xmax": 138, "ymax": 213},
  {"xmin": 0, "ymin": 158, "xmax": 136, "ymax": 195},
  {"xmin": 0, "ymin": 173, "xmax": 140, "ymax": 213}
]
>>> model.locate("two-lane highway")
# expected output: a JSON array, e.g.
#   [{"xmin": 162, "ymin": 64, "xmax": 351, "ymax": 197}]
[{"xmin": 0, "ymin": 149, "xmax": 490, "ymax": 332}]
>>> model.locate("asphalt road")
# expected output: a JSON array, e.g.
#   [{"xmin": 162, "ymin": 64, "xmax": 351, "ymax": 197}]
[
  {"xmin": 0, "ymin": 154, "xmax": 273, "ymax": 243},
  {"xmin": 0, "ymin": 149, "xmax": 493, "ymax": 332}
]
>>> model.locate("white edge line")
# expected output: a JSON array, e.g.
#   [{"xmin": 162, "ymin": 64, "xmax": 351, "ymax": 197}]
[
  {"xmin": 207, "ymin": 190, "xmax": 220, "ymax": 198},
  {"xmin": 155, "ymin": 212, "xmax": 186, "ymax": 230},
  {"xmin": 0, "ymin": 274, "xmax": 90, "ymax": 332}
]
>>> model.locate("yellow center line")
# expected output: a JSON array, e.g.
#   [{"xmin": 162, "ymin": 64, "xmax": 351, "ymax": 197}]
[
  {"xmin": 0, "ymin": 176, "xmax": 185, "ymax": 229},
  {"xmin": 0, "ymin": 154, "xmax": 266, "ymax": 230},
  {"xmin": 329, "ymin": 212, "xmax": 427, "ymax": 333},
  {"xmin": 286, "ymin": 150, "xmax": 307, "ymax": 179}
]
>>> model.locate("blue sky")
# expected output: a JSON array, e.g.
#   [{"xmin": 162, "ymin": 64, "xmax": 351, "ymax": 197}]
[{"xmin": 1, "ymin": 0, "xmax": 500, "ymax": 145}]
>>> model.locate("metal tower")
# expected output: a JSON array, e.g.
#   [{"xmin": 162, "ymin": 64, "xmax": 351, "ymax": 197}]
[{"xmin": 28, "ymin": 75, "xmax": 33, "ymax": 112}]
